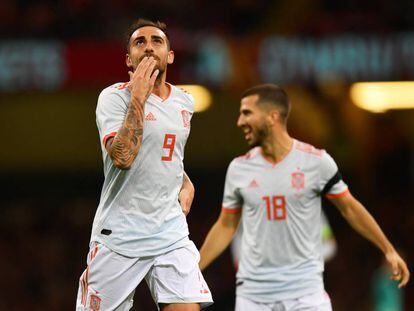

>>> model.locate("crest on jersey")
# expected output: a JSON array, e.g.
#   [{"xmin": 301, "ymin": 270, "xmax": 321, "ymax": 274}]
[
  {"xmin": 181, "ymin": 110, "xmax": 191, "ymax": 128},
  {"xmin": 90, "ymin": 294, "xmax": 101, "ymax": 311},
  {"xmin": 291, "ymin": 169, "xmax": 305, "ymax": 190}
]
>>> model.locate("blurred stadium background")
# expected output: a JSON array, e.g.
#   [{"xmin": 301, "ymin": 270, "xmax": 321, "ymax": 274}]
[{"xmin": 0, "ymin": 0, "xmax": 413, "ymax": 310}]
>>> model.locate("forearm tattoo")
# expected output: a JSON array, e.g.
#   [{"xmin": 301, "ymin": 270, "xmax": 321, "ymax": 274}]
[{"xmin": 110, "ymin": 100, "xmax": 145, "ymax": 168}]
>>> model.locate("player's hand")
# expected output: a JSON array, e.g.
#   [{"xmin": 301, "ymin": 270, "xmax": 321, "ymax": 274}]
[
  {"xmin": 128, "ymin": 56, "xmax": 159, "ymax": 105},
  {"xmin": 179, "ymin": 186, "xmax": 194, "ymax": 216},
  {"xmin": 385, "ymin": 251, "xmax": 410, "ymax": 288}
]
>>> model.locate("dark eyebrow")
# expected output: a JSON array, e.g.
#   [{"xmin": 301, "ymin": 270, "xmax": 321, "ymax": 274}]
[
  {"xmin": 151, "ymin": 35, "xmax": 164, "ymax": 41},
  {"xmin": 133, "ymin": 35, "xmax": 164, "ymax": 44},
  {"xmin": 133, "ymin": 36, "xmax": 146, "ymax": 43}
]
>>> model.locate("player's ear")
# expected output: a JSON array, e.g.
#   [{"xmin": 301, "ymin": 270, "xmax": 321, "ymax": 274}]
[
  {"xmin": 167, "ymin": 50, "xmax": 174, "ymax": 65},
  {"xmin": 268, "ymin": 110, "xmax": 280, "ymax": 125},
  {"xmin": 126, "ymin": 54, "xmax": 133, "ymax": 68}
]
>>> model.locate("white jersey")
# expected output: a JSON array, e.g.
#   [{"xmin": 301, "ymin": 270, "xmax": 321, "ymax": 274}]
[
  {"xmin": 91, "ymin": 82, "xmax": 194, "ymax": 257},
  {"xmin": 230, "ymin": 210, "xmax": 335, "ymax": 268},
  {"xmin": 222, "ymin": 139, "xmax": 348, "ymax": 302}
]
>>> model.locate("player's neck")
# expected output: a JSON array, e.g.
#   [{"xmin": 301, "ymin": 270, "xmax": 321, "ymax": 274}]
[
  {"xmin": 152, "ymin": 74, "xmax": 170, "ymax": 100},
  {"xmin": 261, "ymin": 131, "xmax": 293, "ymax": 164}
]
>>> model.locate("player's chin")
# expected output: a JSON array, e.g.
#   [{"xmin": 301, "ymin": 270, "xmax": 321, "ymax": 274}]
[{"xmin": 246, "ymin": 137, "xmax": 259, "ymax": 147}]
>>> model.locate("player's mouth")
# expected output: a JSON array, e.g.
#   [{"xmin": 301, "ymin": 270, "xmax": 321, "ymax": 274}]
[
  {"xmin": 242, "ymin": 126, "xmax": 253, "ymax": 141},
  {"xmin": 141, "ymin": 54, "xmax": 160, "ymax": 61}
]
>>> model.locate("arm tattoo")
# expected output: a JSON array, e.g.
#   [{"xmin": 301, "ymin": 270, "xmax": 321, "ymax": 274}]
[{"xmin": 109, "ymin": 99, "xmax": 145, "ymax": 169}]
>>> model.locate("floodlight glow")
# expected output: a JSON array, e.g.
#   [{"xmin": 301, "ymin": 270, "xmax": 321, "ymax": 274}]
[
  {"xmin": 177, "ymin": 85, "xmax": 212, "ymax": 113},
  {"xmin": 350, "ymin": 82, "xmax": 414, "ymax": 113}
]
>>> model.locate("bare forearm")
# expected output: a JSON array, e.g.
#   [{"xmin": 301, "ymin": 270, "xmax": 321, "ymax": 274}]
[
  {"xmin": 332, "ymin": 193, "xmax": 410, "ymax": 287},
  {"xmin": 199, "ymin": 220, "xmax": 237, "ymax": 270},
  {"xmin": 181, "ymin": 171, "xmax": 194, "ymax": 192},
  {"xmin": 110, "ymin": 99, "xmax": 145, "ymax": 169},
  {"xmin": 341, "ymin": 200, "xmax": 394, "ymax": 254},
  {"xmin": 179, "ymin": 171, "xmax": 195, "ymax": 216}
]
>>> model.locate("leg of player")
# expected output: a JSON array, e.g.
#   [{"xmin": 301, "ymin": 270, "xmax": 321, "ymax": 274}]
[
  {"xmin": 76, "ymin": 242, "xmax": 153, "ymax": 310},
  {"xmin": 146, "ymin": 243, "xmax": 213, "ymax": 310}
]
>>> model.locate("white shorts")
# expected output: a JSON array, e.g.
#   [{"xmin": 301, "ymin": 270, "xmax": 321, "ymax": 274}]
[
  {"xmin": 235, "ymin": 290, "xmax": 332, "ymax": 311},
  {"xmin": 76, "ymin": 241, "xmax": 213, "ymax": 310}
]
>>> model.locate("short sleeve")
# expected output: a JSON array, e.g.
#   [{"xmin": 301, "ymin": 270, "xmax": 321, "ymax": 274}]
[
  {"xmin": 187, "ymin": 93, "xmax": 195, "ymax": 114},
  {"xmin": 177, "ymin": 87, "xmax": 195, "ymax": 128},
  {"xmin": 96, "ymin": 90, "xmax": 128, "ymax": 148},
  {"xmin": 222, "ymin": 161, "xmax": 243, "ymax": 213},
  {"xmin": 318, "ymin": 151, "xmax": 349, "ymax": 199},
  {"xmin": 177, "ymin": 85, "xmax": 195, "ymax": 113}
]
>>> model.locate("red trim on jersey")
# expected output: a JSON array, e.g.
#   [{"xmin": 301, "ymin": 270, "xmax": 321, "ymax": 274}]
[
  {"xmin": 103, "ymin": 132, "xmax": 117, "ymax": 147},
  {"xmin": 81, "ymin": 268, "xmax": 88, "ymax": 306},
  {"xmin": 151, "ymin": 82, "xmax": 172, "ymax": 102},
  {"xmin": 116, "ymin": 82, "xmax": 129, "ymax": 90},
  {"xmin": 325, "ymin": 188, "xmax": 349, "ymax": 199},
  {"xmin": 84, "ymin": 267, "xmax": 89, "ymax": 305},
  {"xmin": 80, "ymin": 275, "xmax": 85, "ymax": 306},
  {"xmin": 81, "ymin": 244, "xmax": 99, "ymax": 306},
  {"xmin": 260, "ymin": 139, "xmax": 295, "ymax": 167},
  {"xmin": 222, "ymin": 206, "xmax": 241, "ymax": 213},
  {"xmin": 295, "ymin": 140, "xmax": 323, "ymax": 157},
  {"xmin": 92, "ymin": 244, "xmax": 99, "ymax": 259}
]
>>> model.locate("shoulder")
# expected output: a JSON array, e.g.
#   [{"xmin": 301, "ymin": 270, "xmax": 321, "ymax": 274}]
[
  {"xmin": 171, "ymin": 84, "xmax": 195, "ymax": 106},
  {"xmin": 294, "ymin": 140, "xmax": 339, "ymax": 174},
  {"xmin": 232, "ymin": 147, "xmax": 261, "ymax": 165},
  {"xmin": 294, "ymin": 140, "xmax": 324, "ymax": 158},
  {"xmin": 291, "ymin": 140, "xmax": 328, "ymax": 173},
  {"xmin": 225, "ymin": 149, "xmax": 259, "ymax": 183},
  {"xmin": 97, "ymin": 82, "xmax": 129, "ymax": 107},
  {"xmin": 100, "ymin": 82, "xmax": 129, "ymax": 97}
]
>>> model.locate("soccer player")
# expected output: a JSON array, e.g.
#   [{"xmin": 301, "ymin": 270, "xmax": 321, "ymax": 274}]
[
  {"xmin": 76, "ymin": 19, "xmax": 212, "ymax": 311},
  {"xmin": 199, "ymin": 84, "xmax": 409, "ymax": 310}
]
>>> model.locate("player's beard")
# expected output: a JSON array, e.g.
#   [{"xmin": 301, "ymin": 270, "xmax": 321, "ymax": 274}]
[
  {"xmin": 155, "ymin": 64, "xmax": 166, "ymax": 80},
  {"xmin": 142, "ymin": 55, "xmax": 167, "ymax": 83},
  {"xmin": 248, "ymin": 124, "xmax": 268, "ymax": 147},
  {"xmin": 134, "ymin": 53, "xmax": 167, "ymax": 75}
]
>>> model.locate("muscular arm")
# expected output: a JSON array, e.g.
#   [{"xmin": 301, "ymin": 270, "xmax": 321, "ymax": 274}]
[
  {"xmin": 199, "ymin": 210, "xmax": 241, "ymax": 271},
  {"xmin": 106, "ymin": 98, "xmax": 145, "ymax": 170},
  {"xmin": 330, "ymin": 192, "xmax": 410, "ymax": 287},
  {"xmin": 105, "ymin": 56, "xmax": 159, "ymax": 170}
]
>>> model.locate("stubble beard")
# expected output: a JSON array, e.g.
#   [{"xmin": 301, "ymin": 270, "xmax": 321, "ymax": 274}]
[
  {"xmin": 251, "ymin": 126, "xmax": 268, "ymax": 148},
  {"xmin": 131, "ymin": 58, "xmax": 167, "ymax": 87}
]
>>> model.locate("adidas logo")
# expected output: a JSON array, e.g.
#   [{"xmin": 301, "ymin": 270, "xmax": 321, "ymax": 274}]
[
  {"xmin": 145, "ymin": 112, "xmax": 156, "ymax": 121},
  {"xmin": 249, "ymin": 179, "xmax": 259, "ymax": 188}
]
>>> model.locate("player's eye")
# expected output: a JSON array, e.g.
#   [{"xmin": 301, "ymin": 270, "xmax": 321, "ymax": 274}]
[
  {"xmin": 153, "ymin": 38, "xmax": 163, "ymax": 44},
  {"xmin": 136, "ymin": 39, "xmax": 145, "ymax": 45}
]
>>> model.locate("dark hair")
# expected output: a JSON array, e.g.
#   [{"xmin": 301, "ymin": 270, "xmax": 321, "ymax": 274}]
[
  {"xmin": 241, "ymin": 84, "xmax": 291, "ymax": 123},
  {"xmin": 125, "ymin": 18, "xmax": 170, "ymax": 51}
]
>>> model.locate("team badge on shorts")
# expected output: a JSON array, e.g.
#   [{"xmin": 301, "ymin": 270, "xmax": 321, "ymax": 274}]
[
  {"xmin": 181, "ymin": 110, "xmax": 191, "ymax": 128},
  {"xmin": 291, "ymin": 169, "xmax": 305, "ymax": 190},
  {"xmin": 89, "ymin": 294, "xmax": 101, "ymax": 311}
]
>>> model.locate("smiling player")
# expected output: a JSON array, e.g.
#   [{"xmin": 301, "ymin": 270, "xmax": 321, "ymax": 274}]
[{"xmin": 199, "ymin": 84, "xmax": 409, "ymax": 311}]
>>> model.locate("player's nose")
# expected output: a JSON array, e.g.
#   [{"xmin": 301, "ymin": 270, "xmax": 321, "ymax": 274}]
[
  {"xmin": 144, "ymin": 42, "xmax": 155, "ymax": 53},
  {"xmin": 237, "ymin": 114, "xmax": 244, "ymax": 127}
]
